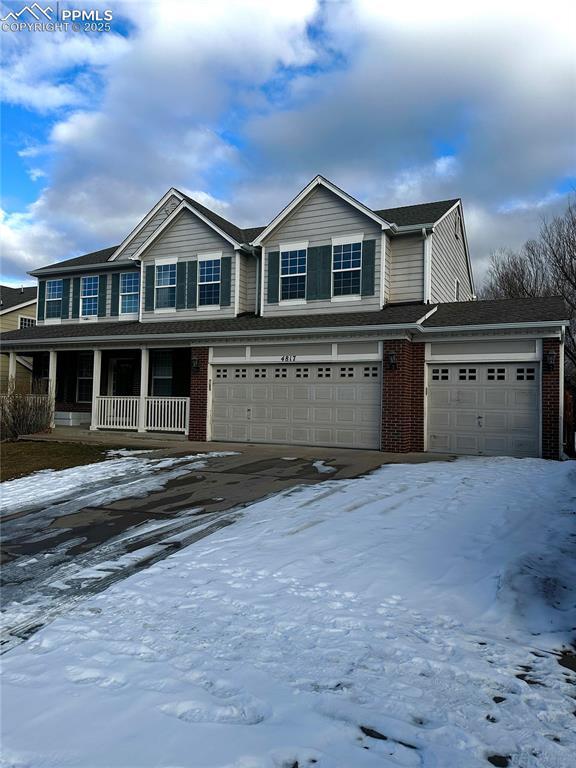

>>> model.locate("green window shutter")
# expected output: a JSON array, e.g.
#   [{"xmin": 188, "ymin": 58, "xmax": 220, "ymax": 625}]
[
  {"xmin": 60, "ymin": 278, "xmax": 71, "ymax": 319},
  {"xmin": 71, "ymin": 277, "xmax": 81, "ymax": 318},
  {"xmin": 37, "ymin": 280, "xmax": 46, "ymax": 321},
  {"xmin": 144, "ymin": 265, "xmax": 155, "ymax": 311},
  {"xmin": 361, "ymin": 239, "xmax": 376, "ymax": 296},
  {"xmin": 267, "ymin": 251, "xmax": 279, "ymax": 304},
  {"xmin": 110, "ymin": 273, "xmax": 120, "ymax": 316},
  {"xmin": 97, "ymin": 274, "xmax": 107, "ymax": 317},
  {"xmin": 176, "ymin": 262, "xmax": 187, "ymax": 309},
  {"xmin": 220, "ymin": 256, "xmax": 232, "ymax": 307},
  {"xmin": 187, "ymin": 261, "xmax": 197, "ymax": 308},
  {"xmin": 307, "ymin": 245, "xmax": 331, "ymax": 300}
]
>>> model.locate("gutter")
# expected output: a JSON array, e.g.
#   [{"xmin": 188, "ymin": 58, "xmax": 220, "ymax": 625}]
[{"xmin": 29, "ymin": 261, "xmax": 140, "ymax": 277}]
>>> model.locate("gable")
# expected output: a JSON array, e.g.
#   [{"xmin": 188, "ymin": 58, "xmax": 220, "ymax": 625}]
[
  {"xmin": 112, "ymin": 193, "xmax": 182, "ymax": 261},
  {"xmin": 262, "ymin": 185, "xmax": 382, "ymax": 247},
  {"xmin": 139, "ymin": 208, "xmax": 235, "ymax": 261}
]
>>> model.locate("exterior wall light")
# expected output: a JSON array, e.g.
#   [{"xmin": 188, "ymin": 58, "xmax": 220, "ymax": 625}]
[
  {"xmin": 385, "ymin": 352, "xmax": 397, "ymax": 370},
  {"xmin": 191, "ymin": 357, "xmax": 200, "ymax": 374}
]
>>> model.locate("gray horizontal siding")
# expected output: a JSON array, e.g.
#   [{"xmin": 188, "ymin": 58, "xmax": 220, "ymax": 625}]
[
  {"xmin": 37, "ymin": 266, "xmax": 140, "ymax": 325},
  {"xmin": 117, "ymin": 194, "xmax": 181, "ymax": 261},
  {"xmin": 141, "ymin": 209, "xmax": 237, "ymax": 321},
  {"xmin": 389, "ymin": 235, "xmax": 424, "ymax": 303},
  {"xmin": 262, "ymin": 186, "xmax": 382, "ymax": 316},
  {"xmin": 430, "ymin": 207, "xmax": 474, "ymax": 303}
]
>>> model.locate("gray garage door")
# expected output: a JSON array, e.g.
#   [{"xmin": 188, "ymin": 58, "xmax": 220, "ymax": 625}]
[
  {"xmin": 427, "ymin": 363, "xmax": 540, "ymax": 457},
  {"xmin": 211, "ymin": 363, "xmax": 381, "ymax": 449}
]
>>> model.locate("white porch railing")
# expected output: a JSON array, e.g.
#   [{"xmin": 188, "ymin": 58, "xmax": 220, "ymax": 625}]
[
  {"xmin": 94, "ymin": 396, "xmax": 189, "ymax": 433},
  {"xmin": 96, "ymin": 396, "xmax": 140, "ymax": 430},
  {"xmin": 145, "ymin": 397, "xmax": 190, "ymax": 432}
]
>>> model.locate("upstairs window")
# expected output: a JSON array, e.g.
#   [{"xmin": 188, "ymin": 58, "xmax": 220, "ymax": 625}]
[
  {"xmin": 333, "ymin": 242, "xmax": 362, "ymax": 296},
  {"xmin": 120, "ymin": 272, "xmax": 140, "ymax": 314},
  {"xmin": 19, "ymin": 317, "xmax": 35, "ymax": 329},
  {"xmin": 198, "ymin": 258, "xmax": 221, "ymax": 306},
  {"xmin": 155, "ymin": 263, "xmax": 176, "ymax": 309},
  {"xmin": 45, "ymin": 279, "xmax": 63, "ymax": 319},
  {"xmin": 81, "ymin": 276, "xmax": 99, "ymax": 316},
  {"xmin": 455, "ymin": 279, "xmax": 461, "ymax": 301},
  {"xmin": 280, "ymin": 249, "xmax": 307, "ymax": 300}
]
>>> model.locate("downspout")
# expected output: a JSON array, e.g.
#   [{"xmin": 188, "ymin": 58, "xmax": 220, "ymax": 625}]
[{"xmin": 422, "ymin": 227, "xmax": 432, "ymax": 304}]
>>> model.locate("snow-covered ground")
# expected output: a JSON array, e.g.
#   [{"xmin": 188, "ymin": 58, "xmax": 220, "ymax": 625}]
[{"xmin": 1, "ymin": 457, "xmax": 575, "ymax": 768}]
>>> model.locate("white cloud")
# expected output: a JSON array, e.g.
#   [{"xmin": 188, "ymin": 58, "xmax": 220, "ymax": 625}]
[{"xmin": 1, "ymin": 0, "xmax": 574, "ymax": 286}]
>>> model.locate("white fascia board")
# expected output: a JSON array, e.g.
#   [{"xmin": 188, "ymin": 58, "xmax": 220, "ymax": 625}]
[
  {"xmin": 251, "ymin": 175, "xmax": 390, "ymax": 246},
  {"xmin": 430, "ymin": 200, "xmax": 460, "ymax": 228},
  {"xmin": 109, "ymin": 189, "xmax": 184, "ymax": 261},
  {"xmin": 332, "ymin": 233, "xmax": 364, "ymax": 246},
  {"xmin": 418, "ymin": 319, "xmax": 569, "ymax": 333},
  {"xmin": 130, "ymin": 201, "xmax": 240, "ymax": 262},
  {"xmin": 0, "ymin": 299, "xmax": 36, "ymax": 316}
]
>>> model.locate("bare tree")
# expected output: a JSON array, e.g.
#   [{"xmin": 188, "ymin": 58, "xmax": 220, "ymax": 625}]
[{"xmin": 481, "ymin": 200, "xmax": 576, "ymax": 377}]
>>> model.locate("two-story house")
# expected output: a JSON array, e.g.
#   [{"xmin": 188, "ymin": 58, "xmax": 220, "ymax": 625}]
[
  {"xmin": 1, "ymin": 175, "xmax": 568, "ymax": 458},
  {"xmin": 0, "ymin": 285, "xmax": 37, "ymax": 393}
]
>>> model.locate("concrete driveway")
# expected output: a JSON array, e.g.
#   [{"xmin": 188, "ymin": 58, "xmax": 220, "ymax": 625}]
[{"xmin": 1, "ymin": 441, "xmax": 449, "ymax": 651}]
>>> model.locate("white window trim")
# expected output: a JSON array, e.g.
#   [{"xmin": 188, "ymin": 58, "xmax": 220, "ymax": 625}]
[
  {"xmin": 80, "ymin": 275, "xmax": 99, "ymax": 317},
  {"xmin": 279, "ymin": 244, "xmax": 308, "ymax": 304},
  {"xmin": 154, "ymin": 261, "xmax": 177, "ymax": 311},
  {"xmin": 18, "ymin": 315, "xmax": 36, "ymax": 329},
  {"xmin": 120, "ymin": 272, "xmax": 140, "ymax": 316},
  {"xmin": 45, "ymin": 279, "xmax": 63, "ymax": 320},
  {"xmin": 331, "ymin": 240, "xmax": 363, "ymax": 299},
  {"xmin": 331, "ymin": 233, "xmax": 364, "ymax": 246},
  {"xmin": 197, "ymin": 252, "xmax": 222, "ymax": 308}
]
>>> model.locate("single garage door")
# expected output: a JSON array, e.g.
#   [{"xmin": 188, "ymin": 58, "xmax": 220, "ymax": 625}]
[
  {"xmin": 211, "ymin": 363, "xmax": 381, "ymax": 449},
  {"xmin": 427, "ymin": 363, "xmax": 540, "ymax": 457}
]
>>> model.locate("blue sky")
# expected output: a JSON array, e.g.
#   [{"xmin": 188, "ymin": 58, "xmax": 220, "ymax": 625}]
[{"xmin": 1, "ymin": 0, "xmax": 575, "ymax": 285}]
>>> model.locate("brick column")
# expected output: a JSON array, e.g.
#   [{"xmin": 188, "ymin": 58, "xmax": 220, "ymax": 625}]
[
  {"xmin": 541, "ymin": 338, "xmax": 561, "ymax": 460},
  {"xmin": 381, "ymin": 340, "xmax": 425, "ymax": 453},
  {"xmin": 188, "ymin": 347, "xmax": 209, "ymax": 442}
]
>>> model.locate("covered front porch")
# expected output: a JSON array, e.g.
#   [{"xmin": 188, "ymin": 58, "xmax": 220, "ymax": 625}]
[{"xmin": 20, "ymin": 347, "xmax": 193, "ymax": 434}]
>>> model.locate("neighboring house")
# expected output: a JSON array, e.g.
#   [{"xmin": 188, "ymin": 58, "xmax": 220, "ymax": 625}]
[
  {"xmin": 0, "ymin": 285, "xmax": 37, "ymax": 392},
  {"xmin": 0, "ymin": 175, "xmax": 569, "ymax": 458}
]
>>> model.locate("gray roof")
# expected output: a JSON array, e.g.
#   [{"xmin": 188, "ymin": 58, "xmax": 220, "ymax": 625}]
[
  {"xmin": 0, "ymin": 285, "xmax": 37, "ymax": 312},
  {"xmin": 27, "ymin": 193, "xmax": 461, "ymax": 275},
  {"xmin": 31, "ymin": 246, "xmax": 119, "ymax": 275},
  {"xmin": 1, "ymin": 303, "xmax": 428, "ymax": 344},
  {"xmin": 1, "ymin": 297, "xmax": 569, "ymax": 347},
  {"xmin": 374, "ymin": 199, "xmax": 459, "ymax": 227},
  {"xmin": 422, "ymin": 296, "xmax": 569, "ymax": 327}
]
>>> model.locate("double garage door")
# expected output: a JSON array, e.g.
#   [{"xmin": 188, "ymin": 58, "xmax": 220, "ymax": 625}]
[
  {"xmin": 211, "ymin": 363, "xmax": 381, "ymax": 449},
  {"xmin": 427, "ymin": 363, "xmax": 540, "ymax": 457}
]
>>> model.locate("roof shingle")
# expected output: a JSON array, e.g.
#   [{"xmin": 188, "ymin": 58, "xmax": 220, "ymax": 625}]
[{"xmin": 0, "ymin": 285, "xmax": 37, "ymax": 312}]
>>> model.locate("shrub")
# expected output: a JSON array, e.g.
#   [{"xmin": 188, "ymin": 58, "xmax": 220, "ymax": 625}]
[{"xmin": 0, "ymin": 384, "xmax": 53, "ymax": 440}]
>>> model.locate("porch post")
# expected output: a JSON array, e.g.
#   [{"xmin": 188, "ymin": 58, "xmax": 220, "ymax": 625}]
[
  {"xmin": 48, "ymin": 349, "xmax": 57, "ymax": 428},
  {"xmin": 8, "ymin": 351, "xmax": 17, "ymax": 385},
  {"xmin": 138, "ymin": 347, "xmax": 149, "ymax": 432},
  {"xmin": 90, "ymin": 349, "xmax": 102, "ymax": 430}
]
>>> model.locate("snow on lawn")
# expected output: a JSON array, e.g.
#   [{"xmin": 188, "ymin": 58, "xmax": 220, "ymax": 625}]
[
  {"xmin": 0, "ymin": 451, "xmax": 237, "ymax": 517},
  {"xmin": 1, "ymin": 458, "xmax": 575, "ymax": 768}
]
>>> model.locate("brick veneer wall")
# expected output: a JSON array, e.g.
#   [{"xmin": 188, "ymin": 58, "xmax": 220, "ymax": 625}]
[
  {"xmin": 541, "ymin": 338, "xmax": 561, "ymax": 460},
  {"xmin": 381, "ymin": 340, "xmax": 425, "ymax": 452},
  {"xmin": 188, "ymin": 347, "xmax": 209, "ymax": 441}
]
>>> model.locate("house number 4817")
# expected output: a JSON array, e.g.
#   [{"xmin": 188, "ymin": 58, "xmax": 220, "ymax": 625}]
[{"xmin": 280, "ymin": 354, "xmax": 296, "ymax": 362}]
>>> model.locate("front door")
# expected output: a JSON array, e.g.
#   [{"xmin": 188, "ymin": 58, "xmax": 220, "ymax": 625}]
[{"xmin": 111, "ymin": 358, "xmax": 137, "ymax": 396}]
